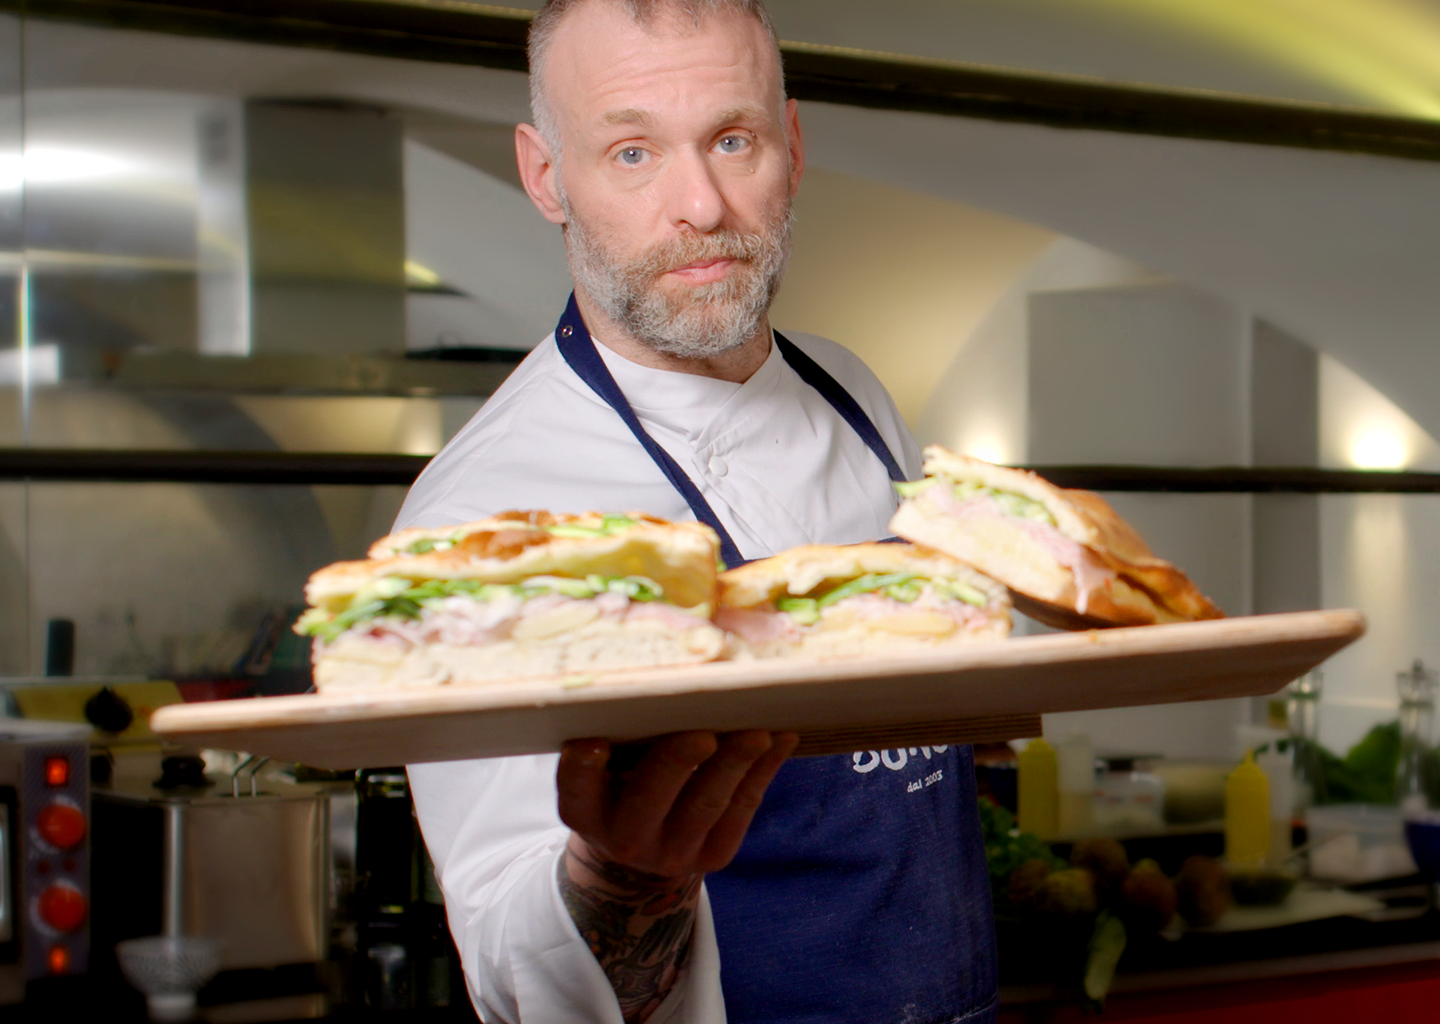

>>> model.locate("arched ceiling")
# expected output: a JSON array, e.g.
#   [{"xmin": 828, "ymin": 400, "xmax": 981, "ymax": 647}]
[
  {"xmin": 799, "ymin": 99, "xmax": 1440, "ymax": 448},
  {"xmin": 497, "ymin": 0, "xmax": 1440, "ymax": 116}
]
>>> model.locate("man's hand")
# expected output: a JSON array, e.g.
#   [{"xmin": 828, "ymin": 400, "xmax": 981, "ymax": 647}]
[{"xmin": 555, "ymin": 730, "xmax": 798, "ymax": 1024}]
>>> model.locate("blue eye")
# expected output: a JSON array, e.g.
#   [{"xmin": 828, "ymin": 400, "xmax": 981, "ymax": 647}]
[
  {"xmin": 617, "ymin": 147, "xmax": 647, "ymax": 166},
  {"xmin": 716, "ymin": 135, "xmax": 749, "ymax": 154}
]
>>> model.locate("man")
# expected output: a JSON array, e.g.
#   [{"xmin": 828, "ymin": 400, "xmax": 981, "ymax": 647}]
[{"xmin": 399, "ymin": 1, "xmax": 998, "ymax": 1022}]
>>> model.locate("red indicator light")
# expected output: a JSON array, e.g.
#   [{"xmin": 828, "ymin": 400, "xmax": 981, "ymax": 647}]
[
  {"xmin": 44, "ymin": 756, "xmax": 69, "ymax": 787},
  {"xmin": 37, "ymin": 885, "xmax": 87, "ymax": 933},
  {"xmin": 36, "ymin": 804, "xmax": 86, "ymax": 850},
  {"xmin": 47, "ymin": 945, "xmax": 69, "ymax": 974}
]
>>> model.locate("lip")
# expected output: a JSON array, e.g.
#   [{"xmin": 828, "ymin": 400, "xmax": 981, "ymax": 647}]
[{"xmin": 664, "ymin": 258, "xmax": 735, "ymax": 284}]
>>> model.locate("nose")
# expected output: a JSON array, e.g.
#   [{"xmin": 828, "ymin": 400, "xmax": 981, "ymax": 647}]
[{"xmin": 662, "ymin": 147, "xmax": 726, "ymax": 233}]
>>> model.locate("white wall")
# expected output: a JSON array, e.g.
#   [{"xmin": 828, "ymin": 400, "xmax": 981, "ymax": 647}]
[
  {"xmin": 771, "ymin": 167, "xmax": 1053, "ymax": 423},
  {"xmin": 913, "ymin": 238, "xmax": 1155, "ymax": 459},
  {"xmin": 1319, "ymin": 495, "xmax": 1440, "ymax": 753},
  {"xmin": 800, "ymin": 101, "xmax": 1440, "ymax": 454},
  {"xmin": 1314, "ymin": 358, "xmax": 1440, "ymax": 752},
  {"xmin": 1009, "ymin": 281, "xmax": 1253, "ymax": 759}
]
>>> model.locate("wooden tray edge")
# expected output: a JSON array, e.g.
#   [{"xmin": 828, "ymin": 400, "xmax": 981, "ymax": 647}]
[{"xmin": 150, "ymin": 609, "xmax": 1367, "ymax": 736}]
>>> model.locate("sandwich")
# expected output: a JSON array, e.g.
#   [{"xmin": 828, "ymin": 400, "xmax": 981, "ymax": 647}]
[
  {"xmin": 295, "ymin": 510, "xmax": 725, "ymax": 692},
  {"xmin": 716, "ymin": 542, "xmax": 1011, "ymax": 659},
  {"xmin": 888, "ymin": 446, "xmax": 1222, "ymax": 629}
]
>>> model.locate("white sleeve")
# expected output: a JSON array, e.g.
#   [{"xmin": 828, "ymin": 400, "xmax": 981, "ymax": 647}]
[{"xmin": 407, "ymin": 756, "xmax": 728, "ymax": 1024}]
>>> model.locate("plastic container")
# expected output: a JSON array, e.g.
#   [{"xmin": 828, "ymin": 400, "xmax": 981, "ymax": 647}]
[
  {"xmin": 1093, "ymin": 769, "xmax": 1165, "ymax": 832},
  {"xmin": 1256, "ymin": 750, "xmax": 1295, "ymax": 861},
  {"xmin": 1149, "ymin": 760, "xmax": 1228, "ymax": 824},
  {"xmin": 1017, "ymin": 737, "xmax": 1058, "ymax": 837},
  {"xmin": 1225, "ymin": 750, "xmax": 1270, "ymax": 867},
  {"xmin": 1305, "ymin": 804, "xmax": 1418, "ymax": 883}
]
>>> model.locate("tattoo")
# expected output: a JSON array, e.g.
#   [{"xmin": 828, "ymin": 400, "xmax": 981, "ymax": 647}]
[{"xmin": 558, "ymin": 846, "xmax": 702, "ymax": 1024}]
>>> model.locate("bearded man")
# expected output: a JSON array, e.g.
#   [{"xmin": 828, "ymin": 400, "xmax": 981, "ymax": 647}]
[{"xmin": 397, "ymin": 1, "xmax": 998, "ymax": 1022}]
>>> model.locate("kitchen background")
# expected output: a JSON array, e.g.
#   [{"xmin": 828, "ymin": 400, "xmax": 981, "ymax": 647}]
[{"xmin": 1, "ymin": 0, "xmax": 1439, "ymax": 762}]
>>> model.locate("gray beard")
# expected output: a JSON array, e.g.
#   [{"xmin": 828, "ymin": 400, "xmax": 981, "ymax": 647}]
[{"xmin": 561, "ymin": 194, "xmax": 793, "ymax": 359}]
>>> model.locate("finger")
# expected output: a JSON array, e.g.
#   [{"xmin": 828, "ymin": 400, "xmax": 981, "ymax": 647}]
[
  {"xmin": 662, "ymin": 729, "xmax": 775, "ymax": 853},
  {"xmin": 608, "ymin": 731, "xmax": 719, "ymax": 855},
  {"xmin": 555, "ymin": 738, "xmax": 611, "ymax": 837},
  {"xmin": 695, "ymin": 731, "xmax": 798, "ymax": 872}
]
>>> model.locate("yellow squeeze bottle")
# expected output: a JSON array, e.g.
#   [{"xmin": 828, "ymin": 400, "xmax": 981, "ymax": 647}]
[
  {"xmin": 1225, "ymin": 749, "xmax": 1271, "ymax": 866},
  {"xmin": 1018, "ymin": 737, "xmax": 1059, "ymax": 837}
]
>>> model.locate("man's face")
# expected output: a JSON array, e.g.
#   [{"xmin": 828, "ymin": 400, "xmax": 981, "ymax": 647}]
[{"xmin": 538, "ymin": 3, "xmax": 801, "ymax": 357}]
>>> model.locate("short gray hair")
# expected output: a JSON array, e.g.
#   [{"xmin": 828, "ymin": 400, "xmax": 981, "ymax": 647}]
[{"xmin": 527, "ymin": 0, "xmax": 785, "ymax": 158}]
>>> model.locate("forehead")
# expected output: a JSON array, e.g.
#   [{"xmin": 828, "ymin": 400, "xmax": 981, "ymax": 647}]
[{"xmin": 543, "ymin": 2, "xmax": 782, "ymax": 137}]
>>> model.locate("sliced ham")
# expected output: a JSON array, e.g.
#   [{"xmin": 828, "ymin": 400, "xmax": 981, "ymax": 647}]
[
  {"xmin": 922, "ymin": 486, "xmax": 1115, "ymax": 614},
  {"xmin": 332, "ymin": 589, "xmax": 706, "ymax": 652},
  {"xmin": 717, "ymin": 585, "xmax": 1001, "ymax": 648}
]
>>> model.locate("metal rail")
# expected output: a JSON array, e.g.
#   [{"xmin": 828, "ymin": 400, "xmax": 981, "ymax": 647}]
[
  {"xmin": 12, "ymin": 0, "xmax": 1440, "ymax": 163},
  {"xmin": 1027, "ymin": 465, "xmax": 1440, "ymax": 494},
  {"xmin": 0, "ymin": 449, "xmax": 430, "ymax": 485},
  {"xmin": 1, "ymin": 448, "xmax": 1439, "ymax": 492}
]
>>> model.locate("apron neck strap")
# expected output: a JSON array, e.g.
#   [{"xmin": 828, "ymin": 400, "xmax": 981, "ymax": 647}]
[{"xmin": 554, "ymin": 293, "xmax": 906, "ymax": 567}]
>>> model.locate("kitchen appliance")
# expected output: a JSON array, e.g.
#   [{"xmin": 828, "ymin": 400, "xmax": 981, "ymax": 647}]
[
  {"xmin": 346, "ymin": 767, "xmax": 465, "ymax": 1011},
  {"xmin": 91, "ymin": 763, "xmax": 332, "ymax": 1017},
  {"xmin": 115, "ymin": 935, "xmax": 222, "ymax": 1022},
  {"xmin": 0, "ymin": 718, "xmax": 93, "ymax": 1004}
]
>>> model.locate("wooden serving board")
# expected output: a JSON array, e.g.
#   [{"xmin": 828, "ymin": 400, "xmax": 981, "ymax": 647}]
[{"xmin": 150, "ymin": 609, "xmax": 1364, "ymax": 769}]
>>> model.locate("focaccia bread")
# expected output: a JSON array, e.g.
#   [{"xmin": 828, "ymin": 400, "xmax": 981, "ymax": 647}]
[
  {"xmin": 889, "ymin": 447, "xmax": 1222, "ymax": 629},
  {"xmin": 717, "ymin": 541, "xmax": 1011, "ymax": 659},
  {"xmin": 296, "ymin": 510, "xmax": 725, "ymax": 692}
]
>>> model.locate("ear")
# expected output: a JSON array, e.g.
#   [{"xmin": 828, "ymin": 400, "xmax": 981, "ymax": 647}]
[
  {"xmin": 784, "ymin": 98, "xmax": 805, "ymax": 198},
  {"xmin": 516, "ymin": 123, "xmax": 567, "ymax": 225}
]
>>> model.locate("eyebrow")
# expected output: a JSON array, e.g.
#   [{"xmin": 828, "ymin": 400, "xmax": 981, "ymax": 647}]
[
  {"xmin": 598, "ymin": 108, "xmax": 655, "ymax": 130},
  {"xmin": 594, "ymin": 103, "xmax": 773, "ymax": 134},
  {"xmin": 714, "ymin": 104, "xmax": 771, "ymax": 127}
]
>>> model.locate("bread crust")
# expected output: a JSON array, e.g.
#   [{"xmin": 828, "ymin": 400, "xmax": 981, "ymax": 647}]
[
  {"xmin": 716, "ymin": 542, "xmax": 1012, "ymax": 658},
  {"xmin": 727, "ymin": 617, "xmax": 1011, "ymax": 661},
  {"xmin": 308, "ymin": 510, "xmax": 720, "ymax": 611},
  {"xmin": 315, "ymin": 617, "xmax": 725, "ymax": 692},
  {"xmin": 891, "ymin": 447, "xmax": 1222, "ymax": 628},
  {"xmin": 718, "ymin": 541, "xmax": 1008, "ymax": 610}
]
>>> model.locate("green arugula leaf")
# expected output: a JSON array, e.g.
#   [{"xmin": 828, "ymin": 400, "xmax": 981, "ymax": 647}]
[
  {"xmin": 775, "ymin": 596, "xmax": 821, "ymax": 625},
  {"xmin": 296, "ymin": 573, "xmax": 669, "ymax": 641},
  {"xmin": 894, "ymin": 478, "xmax": 938, "ymax": 498},
  {"xmin": 816, "ymin": 572, "xmax": 921, "ymax": 608}
]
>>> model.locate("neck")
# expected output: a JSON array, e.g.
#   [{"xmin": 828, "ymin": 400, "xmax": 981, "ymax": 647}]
[{"xmin": 571, "ymin": 288, "xmax": 772, "ymax": 384}]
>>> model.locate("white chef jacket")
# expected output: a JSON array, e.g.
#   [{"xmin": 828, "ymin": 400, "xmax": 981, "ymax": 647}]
[{"xmin": 398, "ymin": 328, "xmax": 922, "ymax": 1024}]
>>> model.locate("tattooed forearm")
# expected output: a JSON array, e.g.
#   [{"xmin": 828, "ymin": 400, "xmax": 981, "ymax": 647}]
[{"xmin": 558, "ymin": 843, "xmax": 703, "ymax": 1024}]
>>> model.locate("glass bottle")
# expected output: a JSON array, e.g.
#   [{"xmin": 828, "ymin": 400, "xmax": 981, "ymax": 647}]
[
  {"xmin": 1396, "ymin": 659, "xmax": 1437, "ymax": 816},
  {"xmin": 1286, "ymin": 669, "xmax": 1325, "ymax": 808}
]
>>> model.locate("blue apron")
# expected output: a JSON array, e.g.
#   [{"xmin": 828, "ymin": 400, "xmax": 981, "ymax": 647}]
[{"xmin": 555, "ymin": 295, "xmax": 998, "ymax": 1024}]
